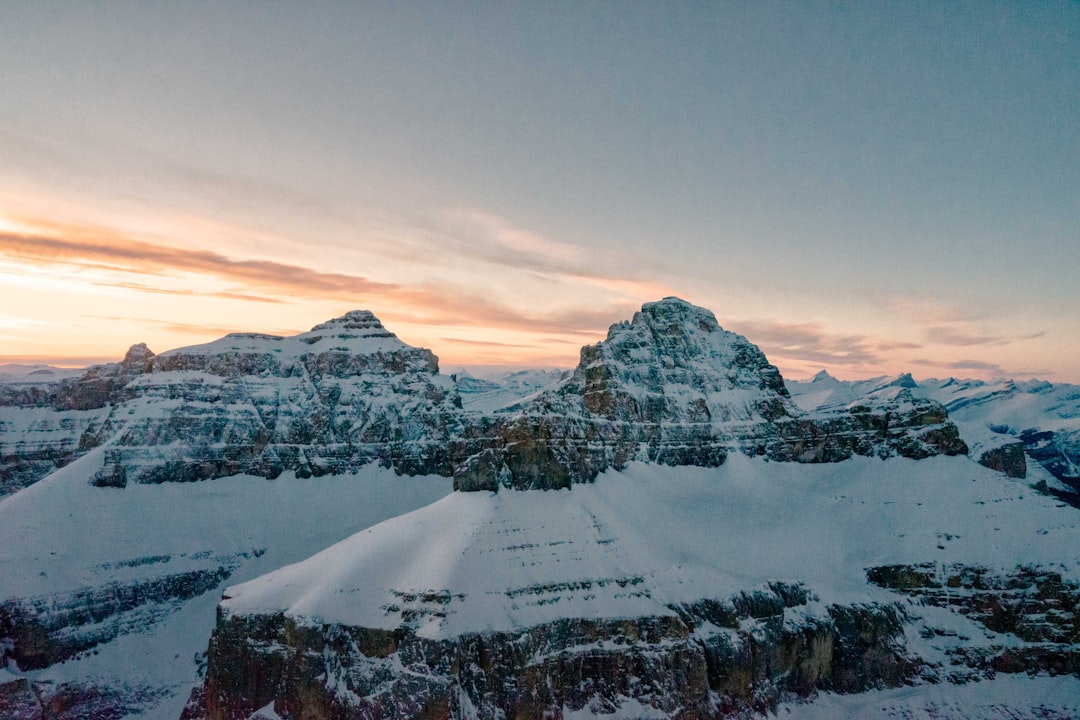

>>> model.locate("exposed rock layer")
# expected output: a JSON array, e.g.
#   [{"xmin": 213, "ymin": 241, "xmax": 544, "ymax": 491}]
[{"xmin": 184, "ymin": 584, "xmax": 914, "ymax": 720}]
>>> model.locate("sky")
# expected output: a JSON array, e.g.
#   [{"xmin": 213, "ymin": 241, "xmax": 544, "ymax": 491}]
[{"xmin": 0, "ymin": 2, "xmax": 1077, "ymax": 381}]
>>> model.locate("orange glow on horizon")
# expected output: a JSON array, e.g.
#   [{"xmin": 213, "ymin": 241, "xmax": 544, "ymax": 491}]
[{"xmin": 0, "ymin": 203, "xmax": 1073, "ymax": 383}]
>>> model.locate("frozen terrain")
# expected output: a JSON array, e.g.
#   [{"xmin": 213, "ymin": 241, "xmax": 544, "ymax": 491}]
[
  {"xmin": 198, "ymin": 454, "xmax": 1080, "ymax": 719},
  {"xmin": 3, "ymin": 299, "xmax": 1079, "ymax": 719},
  {"xmin": 0, "ymin": 447, "xmax": 450, "ymax": 719}
]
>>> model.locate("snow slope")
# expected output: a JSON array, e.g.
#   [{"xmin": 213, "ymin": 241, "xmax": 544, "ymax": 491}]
[
  {"xmin": 211, "ymin": 453, "xmax": 1080, "ymax": 718},
  {"xmin": 455, "ymin": 368, "xmax": 566, "ymax": 413},
  {"xmin": 0, "ymin": 447, "xmax": 451, "ymax": 719},
  {"xmin": 225, "ymin": 454, "xmax": 1080, "ymax": 637}
]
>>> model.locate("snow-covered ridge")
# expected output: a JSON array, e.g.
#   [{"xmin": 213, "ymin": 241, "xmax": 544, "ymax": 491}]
[
  {"xmin": 197, "ymin": 455, "xmax": 1080, "ymax": 719},
  {"xmin": 788, "ymin": 371, "xmax": 1080, "ymax": 487},
  {"xmin": 3, "ymin": 299, "xmax": 969, "ymax": 498},
  {"xmin": 153, "ymin": 310, "xmax": 435, "ymax": 374},
  {"xmin": 229, "ymin": 455, "xmax": 1072, "ymax": 637},
  {"xmin": 1, "ymin": 311, "xmax": 461, "ymax": 492}
]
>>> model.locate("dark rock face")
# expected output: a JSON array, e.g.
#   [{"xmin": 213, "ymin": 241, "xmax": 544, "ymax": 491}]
[
  {"xmin": 453, "ymin": 299, "xmax": 967, "ymax": 491},
  {"xmin": 0, "ymin": 564, "xmax": 238, "ymax": 671},
  {"xmin": 868, "ymin": 563, "xmax": 1080, "ymax": 678},
  {"xmin": 977, "ymin": 440, "xmax": 1028, "ymax": 478},
  {"xmin": 183, "ymin": 584, "xmax": 915, "ymax": 720},
  {"xmin": 0, "ymin": 676, "xmax": 170, "ymax": 720}
]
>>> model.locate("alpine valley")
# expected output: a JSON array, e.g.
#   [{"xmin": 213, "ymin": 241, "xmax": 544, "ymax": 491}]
[{"xmin": 1, "ymin": 298, "xmax": 1078, "ymax": 720}]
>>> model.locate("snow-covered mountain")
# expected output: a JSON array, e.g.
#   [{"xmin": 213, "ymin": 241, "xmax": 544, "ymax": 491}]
[
  {"xmin": 454, "ymin": 368, "xmax": 566, "ymax": 413},
  {"xmin": 0, "ymin": 311, "xmax": 463, "ymax": 499},
  {"xmin": 2, "ymin": 298, "xmax": 1078, "ymax": 720},
  {"xmin": 787, "ymin": 371, "xmax": 1080, "ymax": 494},
  {"xmin": 453, "ymin": 298, "xmax": 966, "ymax": 491}
]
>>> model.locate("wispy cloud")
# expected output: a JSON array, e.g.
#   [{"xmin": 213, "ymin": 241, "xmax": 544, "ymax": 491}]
[
  {"xmin": 923, "ymin": 326, "xmax": 1046, "ymax": 347},
  {"xmin": 82, "ymin": 316, "xmax": 303, "ymax": 342},
  {"xmin": 912, "ymin": 358, "xmax": 1006, "ymax": 372},
  {"xmin": 0, "ymin": 353, "xmax": 118, "ymax": 367},
  {"xmin": 909, "ymin": 357, "xmax": 1054, "ymax": 379},
  {"xmin": 889, "ymin": 298, "xmax": 988, "ymax": 326},
  {"xmin": 383, "ymin": 295, "xmax": 634, "ymax": 336},
  {"xmin": 392, "ymin": 209, "xmax": 673, "ymax": 298},
  {"xmin": 0, "ymin": 224, "xmax": 640, "ymax": 342},
  {"xmin": 0, "ymin": 230, "xmax": 400, "ymax": 298},
  {"xmin": 439, "ymin": 337, "xmax": 536, "ymax": 349},
  {"xmin": 725, "ymin": 320, "xmax": 886, "ymax": 367},
  {"xmin": 94, "ymin": 281, "xmax": 284, "ymax": 304}
]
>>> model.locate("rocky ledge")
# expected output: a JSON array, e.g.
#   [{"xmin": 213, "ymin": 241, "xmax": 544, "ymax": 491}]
[{"xmin": 182, "ymin": 584, "xmax": 914, "ymax": 720}]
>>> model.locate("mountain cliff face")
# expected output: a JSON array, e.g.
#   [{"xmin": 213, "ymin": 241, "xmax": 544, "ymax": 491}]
[
  {"xmin": 5, "ymin": 298, "xmax": 1077, "ymax": 720},
  {"xmin": 453, "ymin": 298, "xmax": 966, "ymax": 491},
  {"xmin": 1, "ymin": 312, "xmax": 464, "ymax": 498},
  {"xmin": 106, "ymin": 310, "xmax": 464, "ymax": 484}
]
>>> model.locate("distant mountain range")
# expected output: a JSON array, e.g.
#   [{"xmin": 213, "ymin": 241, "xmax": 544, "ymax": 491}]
[{"xmin": 2, "ymin": 298, "xmax": 1078, "ymax": 720}]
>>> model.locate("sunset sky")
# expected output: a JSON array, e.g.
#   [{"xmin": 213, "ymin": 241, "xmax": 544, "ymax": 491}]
[{"xmin": 1, "ymin": 2, "xmax": 1077, "ymax": 381}]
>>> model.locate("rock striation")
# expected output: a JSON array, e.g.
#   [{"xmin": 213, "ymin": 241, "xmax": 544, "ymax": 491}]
[
  {"xmin": 83, "ymin": 312, "xmax": 463, "ymax": 486},
  {"xmin": 185, "ymin": 585, "xmax": 913, "ymax": 720},
  {"xmin": 453, "ymin": 298, "xmax": 966, "ymax": 491},
  {"xmin": 0, "ymin": 345, "xmax": 156, "ymax": 496}
]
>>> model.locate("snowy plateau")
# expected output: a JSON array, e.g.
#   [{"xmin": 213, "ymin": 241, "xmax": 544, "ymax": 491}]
[{"xmin": 1, "ymin": 297, "xmax": 1078, "ymax": 720}]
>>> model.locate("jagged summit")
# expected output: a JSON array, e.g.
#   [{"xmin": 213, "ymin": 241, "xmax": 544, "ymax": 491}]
[
  {"xmin": 568, "ymin": 296, "xmax": 793, "ymax": 424},
  {"xmin": 156, "ymin": 309, "xmax": 412, "ymax": 365},
  {"xmin": 452, "ymin": 298, "xmax": 965, "ymax": 491},
  {"xmin": 884, "ymin": 372, "xmax": 918, "ymax": 389},
  {"xmin": 811, "ymin": 369, "xmax": 835, "ymax": 383},
  {"xmin": 121, "ymin": 342, "xmax": 155, "ymax": 365},
  {"xmin": 307, "ymin": 309, "xmax": 394, "ymax": 336}
]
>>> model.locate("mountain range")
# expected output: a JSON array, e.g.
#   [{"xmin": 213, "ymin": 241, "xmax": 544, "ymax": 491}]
[{"xmin": 1, "ymin": 298, "xmax": 1078, "ymax": 720}]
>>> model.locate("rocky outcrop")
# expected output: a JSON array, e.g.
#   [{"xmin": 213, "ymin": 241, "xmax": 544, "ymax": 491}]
[
  {"xmin": 976, "ymin": 440, "xmax": 1027, "ymax": 478},
  {"xmin": 0, "ymin": 567, "xmax": 232, "ymax": 670},
  {"xmin": 183, "ymin": 584, "xmax": 914, "ymax": 720},
  {"xmin": 0, "ymin": 676, "xmax": 170, "ymax": 720},
  {"xmin": 789, "ymin": 374, "xmax": 1080, "ymax": 486},
  {"xmin": 1020, "ymin": 428, "xmax": 1080, "ymax": 489},
  {"xmin": 0, "ymin": 345, "xmax": 155, "ymax": 497},
  {"xmin": 868, "ymin": 563, "xmax": 1080, "ymax": 678},
  {"xmin": 0, "ymin": 544, "xmax": 273, "ymax": 673},
  {"xmin": 454, "ymin": 298, "xmax": 966, "ymax": 491}
]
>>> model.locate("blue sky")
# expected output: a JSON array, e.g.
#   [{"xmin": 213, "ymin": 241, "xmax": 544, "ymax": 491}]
[{"xmin": 1, "ymin": 2, "xmax": 1077, "ymax": 380}]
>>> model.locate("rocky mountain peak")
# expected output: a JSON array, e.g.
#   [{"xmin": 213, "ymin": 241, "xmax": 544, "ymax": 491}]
[
  {"xmin": 811, "ymin": 369, "xmax": 835, "ymax": 383},
  {"xmin": 569, "ymin": 297, "xmax": 792, "ymax": 423},
  {"xmin": 885, "ymin": 372, "xmax": 918, "ymax": 389},
  {"xmin": 121, "ymin": 342, "xmax": 155, "ymax": 367},
  {"xmin": 307, "ymin": 309, "xmax": 395, "ymax": 337},
  {"xmin": 453, "ymin": 298, "xmax": 967, "ymax": 492}
]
